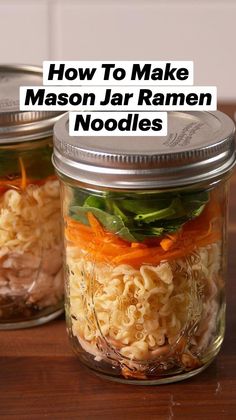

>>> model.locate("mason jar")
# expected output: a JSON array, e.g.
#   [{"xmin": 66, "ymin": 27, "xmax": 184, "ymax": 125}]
[
  {"xmin": 0, "ymin": 65, "xmax": 64, "ymax": 329},
  {"xmin": 53, "ymin": 111, "xmax": 235, "ymax": 384}
]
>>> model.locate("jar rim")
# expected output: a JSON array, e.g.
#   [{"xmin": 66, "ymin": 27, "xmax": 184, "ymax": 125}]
[
  {"xmin": 53, "ymin": 110, "xmax": 236, "ymax": 189},
  {"xmin": 0, "ymin": 64, "xmax": 64, "ymax": 144}
]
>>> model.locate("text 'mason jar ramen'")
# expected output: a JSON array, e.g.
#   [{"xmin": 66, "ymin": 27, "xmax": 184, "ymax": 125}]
[
  {"xmin": 0, "ymin": 65, "xmax": 64, "ymax": 329},
  {"xmin": 53, "ymin": 111, "xmax": 235, "ymax": 384}
]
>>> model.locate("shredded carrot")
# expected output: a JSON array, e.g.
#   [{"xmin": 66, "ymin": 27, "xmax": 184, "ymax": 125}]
[
  {"xmin": 112, "ymin": 247, "xmax": 159, "ymax": 264},
  {"xmin": 131, "ymin": 242, "xmax": 147, "ymax": 249},
  {"xmin": 87, "ymin": 212, "xmax": 105, "ymax": 238},
  {"xmin": 18, "ymin": 157, "xmax": 27, "ymax": 190},
  {"xmin": 65, "ymin": 193, "xmax": 223, "ymax": 269},
  {"xmin": 160, "ymin": 238, "xmax": 175, "ymax": 251}
]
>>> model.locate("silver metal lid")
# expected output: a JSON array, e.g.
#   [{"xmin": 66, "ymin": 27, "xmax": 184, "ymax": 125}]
[
  {"xmin": 53, "ymin": 111, "xmax": 236, "ymax": 189},
  {"xmin": 0, "ymin": 64, "xmax": 62, "ymax": 144}
]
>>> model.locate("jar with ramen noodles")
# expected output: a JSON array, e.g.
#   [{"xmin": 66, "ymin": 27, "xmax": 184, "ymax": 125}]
[
  {"xmin": 0, "ymin": 65, "xmax": 64, "ymax": 329},
  {"xmin": 53, "ymin": 111, "xmax": 235, "ymax": 384}
]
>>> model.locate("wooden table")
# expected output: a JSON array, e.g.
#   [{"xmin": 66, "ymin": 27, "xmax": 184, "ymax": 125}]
[{"xmin": 1, "ymin": 104, "xmax": 236, "ymax": 420}]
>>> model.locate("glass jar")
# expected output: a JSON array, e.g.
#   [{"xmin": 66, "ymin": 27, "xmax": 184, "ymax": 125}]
[
  {"xmin": 53, "ymin": 111, "xmax": 235, "ymax": 384},
  {"xmin": 0, "ymin": 65, "xmax": 64, "ymax": 329}
]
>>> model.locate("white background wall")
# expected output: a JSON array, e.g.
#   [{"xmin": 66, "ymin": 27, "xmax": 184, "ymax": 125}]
[{"xmin": 0, "ymin": 0, "xmax": 235, "ymax": 101}]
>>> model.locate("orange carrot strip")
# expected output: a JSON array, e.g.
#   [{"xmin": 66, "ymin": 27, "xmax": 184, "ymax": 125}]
[
  {"xmin": 131, "ymin": 242, "xmax": 147, "ymax": 249},
  {"xmin": 196, "ymin": 231, "xmax": 221, "ymax": 247},
  {"xmin": 65, "ymin": 219, "xmax": 93, "ymax": 235},
  {"xmin": 112, "ymin": 247, "xmax": 161, "ymax": 264},
  {"xmin": 19, "ymin": 157, "xmax": 27, "ymax": 190},
  {"xmin": 111, "ymin": 245, "xmax": 195, "ymax": 267},
  {"xmin": 66, "ymin": 228, "xmax": 94, "ymax": 246},
  {"xmin": 66, "ymin": 216, "xmax": 129, "ymax": 247},
  {"xmin": 160, "ymin": 238, "xmax": 175, "ymax": 251},
  {"xmin": 87, "ymin": 212, "xmax": 105, "ymax": 238},
  {"xmin": 99, "ymin": 242, "xmax": 130, "ymax": 255}
]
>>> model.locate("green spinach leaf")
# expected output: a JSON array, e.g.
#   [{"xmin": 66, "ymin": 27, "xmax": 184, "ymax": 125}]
[
  {"xmin": 70, "ymin": 205, "xmax": 137, "ymax": 242},
  {"xmin": 69, "ymin": 188, "xmax": 209, "ymax": 242}
]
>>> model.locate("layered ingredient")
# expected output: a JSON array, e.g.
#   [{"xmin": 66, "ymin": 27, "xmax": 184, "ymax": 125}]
[
  {"xmin": 65, "ymin": 185, "xmax": 224, "ymax": 380},
  {"xmin": 0, "ymin": 147, "xmax": 63, "ymax": 323}
]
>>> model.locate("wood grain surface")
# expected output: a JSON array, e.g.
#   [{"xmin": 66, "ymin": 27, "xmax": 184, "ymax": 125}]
[{"xmin": 0, "ymin": 104, "xmax": 235, "ymax": 420}]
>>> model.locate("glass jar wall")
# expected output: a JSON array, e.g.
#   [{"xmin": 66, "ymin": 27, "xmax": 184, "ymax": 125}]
[
  {"xmin": 53, "ymin": 110, "xmax": 235, "ymax": 383},
  {"xmin": 0, "ymin": 138, "xmax": 63, "ymax": 328},
  {"xmin": 0, "ymin": 64, "xmax": 64, "ymax": 329},
  {"xmin": 61, "ymin": 178, "xmax": 228, "ymax": 383}
]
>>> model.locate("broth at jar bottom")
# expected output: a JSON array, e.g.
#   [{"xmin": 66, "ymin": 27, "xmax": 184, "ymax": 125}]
[{"xmin": 53, "ymin": 110, "xmax": 235, "ymax": 383}]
